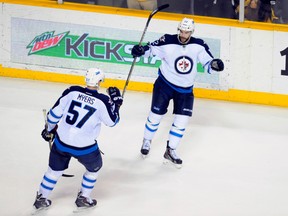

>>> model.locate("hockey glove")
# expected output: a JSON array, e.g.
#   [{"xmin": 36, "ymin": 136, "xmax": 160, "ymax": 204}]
[
  {"xmin": 210, "ymin": 59, "xmax": 224, "ymax": 72},
  {"xmin": 107, "ymin": 87, "xmax": 123, "ymax": 107},
  {"xmin": 131, "ymin": 45, "xmax": 148, "ymax": 58},
  {"xmin": 41, "ymin": 126, "xmax": 57, "ymax": 142}
]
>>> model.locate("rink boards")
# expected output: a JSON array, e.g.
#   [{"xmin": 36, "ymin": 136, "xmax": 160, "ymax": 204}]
[{"xmin": 1, "ymin": 1, "xmax": 288, "ymax": 107}]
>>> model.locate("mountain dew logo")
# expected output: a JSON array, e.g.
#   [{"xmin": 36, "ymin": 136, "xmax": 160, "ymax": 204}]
[{"xmin": 26, "ymin": 31, "xmax": 69, "ymax": 55}]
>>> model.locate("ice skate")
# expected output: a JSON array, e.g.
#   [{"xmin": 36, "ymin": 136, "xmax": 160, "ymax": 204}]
[
  {"xmin": 140, "ymin": 139, "xmax": 151, "ymax": 158},
  {"xmin": 31, "ymin": 192, "xmax": 51, "ymax": 215},
  {"xmin": 163, "ymin": 142, "xmax": 182, "ymax": 169},
  {"xmin": 74, "ymin": 191, "xmax": 97, "ymax": 213}
]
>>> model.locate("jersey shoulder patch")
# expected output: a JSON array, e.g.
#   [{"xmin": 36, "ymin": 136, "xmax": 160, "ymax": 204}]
[
  {"xmin": 61, "ymin": 85, "xmax": 83, "ymax": 97},
  {"xmin": 96, "ymin": 93, "xmax": 110, "ymax": 103},
  {"xmin": 189, "ymin": 37, "xmax": 212, "ymax": 57},
  {"xmin": 190, "ymin": 37, "xmax": 207, "ymax": 47},
  {"xmin": 150, "ymin": 34, "xmax": 179, "ymax": 46}
]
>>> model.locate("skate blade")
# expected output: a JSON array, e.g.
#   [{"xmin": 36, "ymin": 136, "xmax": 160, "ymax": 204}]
[
  {"xmin": 140, "ymin": 153, "xmax": 148, "ymax": 159},
  {"xmin": 73, "ymin": 205, "xmax": 96, "ymax": 214},
  {"xmin": 31, "ymin": 207, "xmax": 49, "ymax": 215},
  {"xmin": 163, "ymin": 158, "xmax": 182, "ymax": 169}
]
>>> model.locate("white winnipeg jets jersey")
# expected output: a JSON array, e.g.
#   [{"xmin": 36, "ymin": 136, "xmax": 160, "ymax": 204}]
[
  {"xmin": 144, "ymin": 34, "xmax": 214, "ymax": 88},
  {"xmin": 47, "ymin": 86, "xmax": 119, "ymax": 149}
]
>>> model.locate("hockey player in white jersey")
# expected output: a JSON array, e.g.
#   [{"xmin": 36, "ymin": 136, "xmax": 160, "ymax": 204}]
[
  {"xmin": 131, "ymin": 18, "xmax": 224, "ymax": 168},
  {"xmin": 33, "ymin": 68, "xmax": 123, "ymax": 212}
]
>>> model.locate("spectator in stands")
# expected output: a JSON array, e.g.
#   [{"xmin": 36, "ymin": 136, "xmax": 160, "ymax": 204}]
[
  {"xmin": 257, "ymin": 0, "xmax": 276, "ymax": 22},
  {"xmin": 280, "ymin": 0, "xmax": 288, "ymax": 24},
  {"xmin": 65, "ymin": 0, "xmax": 90, "ymax": 3},
  {"xmin": 272, "ymin": 0, "xmax": 288, "ymax": 24},
  {"xmin": 194, "ymin": 0, "xmax": 213, "ymax": 16},
  {"xmin": 127, "ymin": 0, "xmax": 157, "ymax": 10},
  {"xmin": 245, "ymin": 0, "xmax": 260, "ymax": 21},
  {"xmin": 66, "ymin": 0, "xmax": 128, "ymax": 7},
  {"xmin": 158, "ymin": 0, "xmax": 192, "ymax": 14},
  {"xmin": 211, "ymin": 0, "xmax": 236, "ymax": 18},
  {"xmin": 97, "ymin": 0, "xmax": 127, "ymax": 7},
  {"xmin": 194, "ymin": 0, "xmax": 236, "ymax": 19},
  {"xmin": 235, "ymin": 0, "xmax": 260, "ymax": 21}
]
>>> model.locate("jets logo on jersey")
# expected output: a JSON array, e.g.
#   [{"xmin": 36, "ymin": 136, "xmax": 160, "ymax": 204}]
[{"xmin": 174, "ymin": 56, "xmax": 193, "ymax": 74}]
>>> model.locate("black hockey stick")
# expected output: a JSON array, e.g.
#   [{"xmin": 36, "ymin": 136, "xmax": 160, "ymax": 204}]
[
  {"xmin": 122, "ymin": 4, "xmax": 170, "ymax": 97},
  {"xmin": 42, "ymin": 109, "xmax": 74, "ymax": 177}
]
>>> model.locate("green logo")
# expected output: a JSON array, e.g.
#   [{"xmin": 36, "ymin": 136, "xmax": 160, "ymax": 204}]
[{"xmin": 27, "ymin": 32, "xmax": 204, "ymax": 72}]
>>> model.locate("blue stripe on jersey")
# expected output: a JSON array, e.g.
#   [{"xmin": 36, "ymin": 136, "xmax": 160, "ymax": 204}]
[
  {"xmin": 54, "ymin": 136, "xmax": 98, "ymax": 156},
  {"xmin": 158, "ymin": 70, "xmax": 193, "ymax": 93},
  {"xmin": 47, "ymin": 118, "xmax": 59, "ymax": 124},
  {"xmin": 109, "ymin": 115, "xmax": 120, "ymax": 127},
  {"xmin": 49, "ymin": 109, "xmax": 62, "ymax": 119},
  {"xmin": 203, "ymin": 60, "xmax": 212, "ymax": 74}
]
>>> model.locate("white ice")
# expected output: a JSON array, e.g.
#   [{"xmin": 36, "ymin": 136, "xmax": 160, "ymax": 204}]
[{"xmin": 1, "ymin": 77, "xmax": 288, "ymax": 216}]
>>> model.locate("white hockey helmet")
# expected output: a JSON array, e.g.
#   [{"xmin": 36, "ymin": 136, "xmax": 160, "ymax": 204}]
[
  {"xmin": 85, "ymin": 68, "xmax": 105, "ymax": 87},
  {"xmin": 177, "ymin": 18, "xmax": 195, "ymax": 44},
  {"xmin": 178, "ymin": 18, "xmax": 195, "ymax": 33}
]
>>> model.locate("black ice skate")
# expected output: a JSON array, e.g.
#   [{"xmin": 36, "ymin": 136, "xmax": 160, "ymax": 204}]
[
  {"xmin": 140, "ymin": 139, "xmax": 151, "ymax": 158},
  {"xmin": 74, "ymin": 191, "xmax": 97, "ymax": 211},
  {"xmin": 32, "ymin": 192, "xmax": 51, "ymax": 214},
  {"xmin": 163, "ymin": 142, "xmax": 183, "ymax": 168}
]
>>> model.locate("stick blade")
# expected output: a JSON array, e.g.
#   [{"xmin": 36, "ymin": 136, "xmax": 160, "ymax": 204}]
[{"xmin": 62, "ymin": 174, "xmax": 74, "ymax": 177}]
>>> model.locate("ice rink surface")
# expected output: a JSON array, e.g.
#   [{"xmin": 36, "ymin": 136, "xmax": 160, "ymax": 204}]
[{"xmin": 1, "ymin": 77, "xmax": 288, "ymax": 216}]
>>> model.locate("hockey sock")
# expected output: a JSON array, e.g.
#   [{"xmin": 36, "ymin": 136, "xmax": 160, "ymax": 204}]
[
  {"xmin": 39, "ymin": 167, "xmax": 63, "ymax": 198},
  {"xmin": 80, "ymin": 171, "xmax": 98, "ymax": 198},
  {"xmin": 144, "ymin": 111, "xmax": 163, "ymax": 140},
  {"xmin": 168, "ymin": 114, "xmax": 190, "ymax": 149}
]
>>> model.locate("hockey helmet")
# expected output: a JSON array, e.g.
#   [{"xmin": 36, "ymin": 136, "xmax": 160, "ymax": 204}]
[
  {"xmin": 178, "ymin": 18, "xmax": 195, "ymax": 33},
  {"xmin": 85, "ymin": 68, "xmax": 105, "ymax": 87},
  {"xmin": 177, "ymin": 18, "xmax": 195, "ymax": 44}
]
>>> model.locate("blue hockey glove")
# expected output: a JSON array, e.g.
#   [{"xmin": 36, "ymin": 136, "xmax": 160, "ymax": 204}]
[
  {"xmin": 211, "ymin": 59, "xmax": 224, "ymax": 72},
  {"xmin": 131, "ymin": 45, "xmax": 148, "ymax": 58},
  {"xmin": 107, "ymin": 87, "xmax": 123, "ymax": 107}
]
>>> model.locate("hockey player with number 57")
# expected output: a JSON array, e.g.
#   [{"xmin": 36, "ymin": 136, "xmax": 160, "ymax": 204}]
[
  {"xmin": 131, "ymin": 18, "xmax": 224, "ymax": 168},
  {"xmin": 32, "ymin": 68, "xmax": 123, "ymax": 213}
]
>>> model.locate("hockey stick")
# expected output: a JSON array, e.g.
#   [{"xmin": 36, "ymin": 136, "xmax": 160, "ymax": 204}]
[
  {"xmin": 122, "ymin": 4, "xmax": 170, "ymax": 98},
  {"xmin": 42, "ymin": 109, "xmax": 74, "ymax": 177}
]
